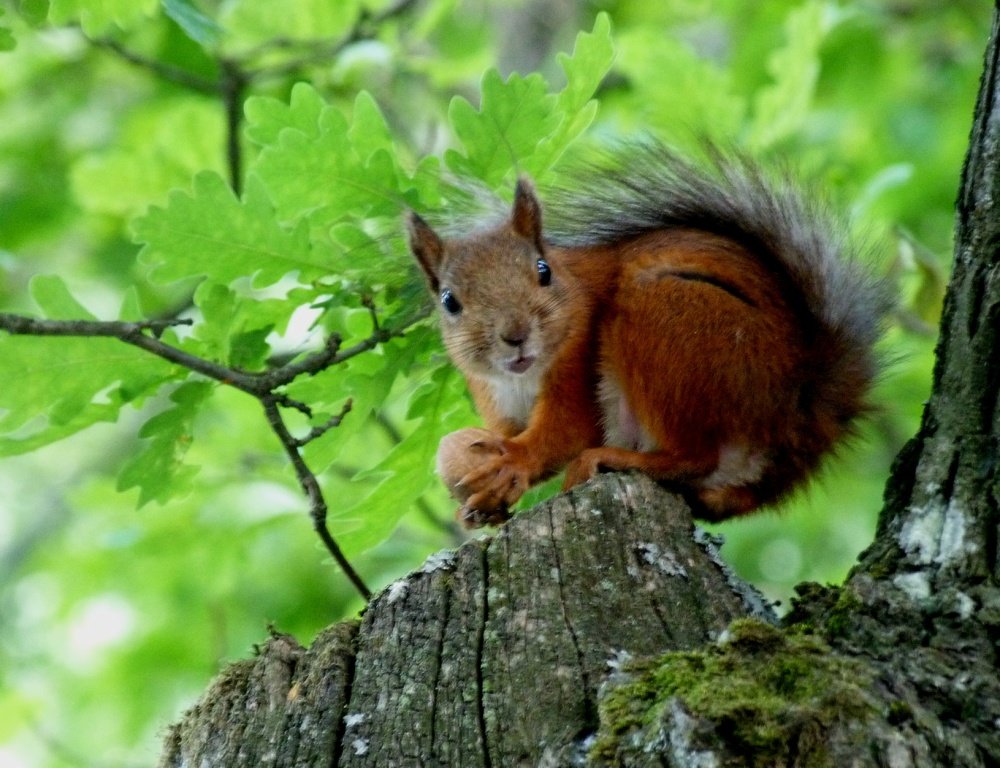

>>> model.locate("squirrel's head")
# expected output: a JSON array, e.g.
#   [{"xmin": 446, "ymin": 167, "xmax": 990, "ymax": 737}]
[{"xmin": 406, "ymin": 178, "xmax": 575, "ymax": 381}]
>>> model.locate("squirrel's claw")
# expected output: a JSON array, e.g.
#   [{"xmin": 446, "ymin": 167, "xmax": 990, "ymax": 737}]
[{"xmin": 456, "ymin": 501, "xmax": 511, "ymax": 529}]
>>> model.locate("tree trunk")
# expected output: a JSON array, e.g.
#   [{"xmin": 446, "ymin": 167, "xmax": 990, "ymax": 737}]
[
  {"xmin": 157, "ymin": 473, "xmax": 773, "ymax": 767},
  {"xmin": 158, "ymin": 6, "xmax": 1000, "ymax": 766}
]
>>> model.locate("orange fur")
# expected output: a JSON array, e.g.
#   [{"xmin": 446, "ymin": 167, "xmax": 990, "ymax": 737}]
[{"xmin": 409, "ymin": 171, "xmax": 880, "ymax": 527}]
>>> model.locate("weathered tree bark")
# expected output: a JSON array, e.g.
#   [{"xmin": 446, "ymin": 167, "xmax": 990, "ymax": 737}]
[
  {"xmin": 158, "ymin": 6, "xmax": 1000, "ymax": 767},
  {"xmin": 157, "ymin": 473, "xmax": 773, "ymax": 767}
]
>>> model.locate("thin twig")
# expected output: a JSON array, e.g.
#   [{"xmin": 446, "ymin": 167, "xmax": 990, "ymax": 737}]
[
  {"xmin": 258, "ymin": 332, "xmax": 344, "ymax": 389},
  {"xmin": 219, "ymin": 59, "xmax": 248, "ymax": 195},
  {"xmin": 241, "ymin": 0, "xmax": 420, "ymax": 80},
  {"xmin": 0, "ymin": 313, "xmax": 265, "ymax": 396},
  {"xmin": 91, "ymin": 37, "xmax": 217, "ymax": 93},
  {"xmin": 262, "ymin": 396, "xmax": 371, "ymax": 600},
  {"xmin": 293, "ymin": 399, "xmax": 354, "ymax": 448},
  {"xmin": 0, "ymin": 314, "xmax": 192, "ymax": 337}
]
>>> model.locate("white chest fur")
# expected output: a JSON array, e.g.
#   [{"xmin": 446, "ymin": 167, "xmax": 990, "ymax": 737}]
[{"xmin": 486, "ymin": 370, "xmax": 542, "ymax": 430}]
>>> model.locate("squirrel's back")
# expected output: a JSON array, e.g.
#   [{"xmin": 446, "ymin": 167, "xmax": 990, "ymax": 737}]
[
  {"xmin": 546, "ymin": 143, "xmax": 886, "ymax": 353},
  {"xmin": 546, "ymin": 143, "xmax": 889, "ymax": 512}
]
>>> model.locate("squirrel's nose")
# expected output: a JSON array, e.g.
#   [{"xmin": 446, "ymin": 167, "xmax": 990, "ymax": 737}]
[
  {"xmin": 501, "ymin": 332, "xmax": 527, "ymax": 348},
  {"xmin": 500, "ymin": 323, "xmax": 530, "ymax": 348}
]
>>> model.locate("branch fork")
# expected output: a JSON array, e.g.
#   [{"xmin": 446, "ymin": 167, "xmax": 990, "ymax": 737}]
[{"xmin": 0, "ymin": 308, "xmax": 408, "ymax": 601}]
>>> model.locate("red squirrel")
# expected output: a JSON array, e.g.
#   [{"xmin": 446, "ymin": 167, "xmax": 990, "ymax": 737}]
[{"xmin": 407, "ymin": 144, "xmax": 885, "ymax": 527}]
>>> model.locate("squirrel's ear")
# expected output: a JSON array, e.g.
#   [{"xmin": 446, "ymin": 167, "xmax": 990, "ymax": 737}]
[
  {"xmin": 511, "ymin": 177, "xmax": 544, "ymax": 252},
  {"xmin": 406, "ymin": 211, "xmax": 443, "ymax": 293}
]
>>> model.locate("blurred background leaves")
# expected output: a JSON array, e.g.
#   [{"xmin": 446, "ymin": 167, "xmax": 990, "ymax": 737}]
[{"xmin": 0, "ymin": 0, "xmax": 990, "ymax": 765}]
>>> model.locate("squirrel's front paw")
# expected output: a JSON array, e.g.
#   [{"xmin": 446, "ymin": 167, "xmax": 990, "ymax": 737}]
[
  {"xmin": 436, "ymin": 429, "xmax": 535, "ymax": 528},
  {"xmin": 457, "ymin": 451, "xmax": 531, "ymax": 527},
  {"xmin": 436, "ymin": 427, "xmax": 505, "ymax": 502}
]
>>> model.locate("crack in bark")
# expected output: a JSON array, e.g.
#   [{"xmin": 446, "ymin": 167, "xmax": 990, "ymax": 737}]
[
  {"xmin": 496, "ymin": 529, "xmax": 515, "ymax": 758},
  {"xmin": 987, "ymin": 495, "xmax": 1000, "ymax": 581},
  {"xmin": 426, "ymin": 572, "xmax": 452, "ymax": 763},
  {"xmin": 156, "ymin": 474, "xmax": 798, "ymax": 766},
  {"xmin": 646, "ymin": 593, "xmax": 677, "ymax": 642},
  {"xmin": 329, "ymin": 634, "xmax": 358, "ymax": 768},
  {"xmin": 545, "ymin": 503, "xmax": 598, "ymax": 728},
  {"xmin": 475, "ymin": 544, "xmax": 493, "ymax": 768},
  {"xmin": 965, "ymin": 263, "xmax": 986, "ymax": 340},
  {"xmin": 957, "ymin": 7, "xmax": 999, "ymax": 237},
  {"xmin": 940, "ymin": 439, "xmax": 963, "ymax": 506},
  {"xmin": 977, "ymin": 282, "xmax": 1000, "ymax": 430}
]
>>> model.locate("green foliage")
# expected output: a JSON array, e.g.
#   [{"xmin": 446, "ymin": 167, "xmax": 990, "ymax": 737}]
[
  {"xmin": 0, "ymin": 7, "xmax": 15, "ymax": 51},
  {"xmin": 48, "ymin": 0, "xmax": 158, "ymax": 36},
  {"xmin": 447, "ymin": 69, "xmax": 561, "ymax": 183},
  {"xmin": 247, "ymin": 88, "xmax": 419, "ymax": 230},
  {"xmin": 0, "ymin": 277, "xmax": 179, "ymax": 456},
  {"xmin": 0, "ymin": 1, "xmax": 990, "ymax": 766},
  {"xmin": 136, "ymin": 173, "xmax": 316, "ymax": 286},
  {"xmin": 161, "ymin": 0, "xmax": 222, "ymax": 48},
  {"xmin": 749, "ymin": 0, "xmax": 832, "ymax": 149},
  {"xmin": 446, "ymin": 12, "xmax": 613, "ymax": 184},
  {"xmin": 220, "ymin": 0, "xmax": 360, "ymax": 49},
  {"xmin": 116, "ymin": 380, "xmax": 213, "ymax": 506},
  {"xmin": 72, "ymin": 97, "xmax": 225, "ymax": 219}
]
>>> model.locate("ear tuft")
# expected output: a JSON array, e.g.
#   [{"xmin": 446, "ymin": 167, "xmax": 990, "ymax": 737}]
[
  {"xmin": 406, "ymin": 211, "xmax": 444, "ymax": 293},
  {"xmin": 511, "ymin": 177, "xmax": 544, "ymax": 252}
]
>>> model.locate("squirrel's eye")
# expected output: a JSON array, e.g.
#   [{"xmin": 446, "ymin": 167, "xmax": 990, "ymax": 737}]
[
  {"xmin": 440, "ymin": 289, "xmax": 462, "ymax": 315},
  {"xmin": 537, "ymin": 258, "xmax": 552, "ymax": 287}
]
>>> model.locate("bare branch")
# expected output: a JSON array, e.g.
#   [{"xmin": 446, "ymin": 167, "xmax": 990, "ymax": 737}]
[
  {"xmin": 0, "ymin": 314, "xmax": 192, "ymax": 337},
  {"xmin": 262, "ymin": 396, "xmax": 371, "ymax": 600},
  {"xmin": 259, "ymin": 332, "xmax": 344, "ymax": 389},
  {"xmin": 0, "ymin": 312, "xmax": 406, "ymax": 398},
  {"xmin": 0, "ymin": 313, "xmax": 265, "ymax": 395}
]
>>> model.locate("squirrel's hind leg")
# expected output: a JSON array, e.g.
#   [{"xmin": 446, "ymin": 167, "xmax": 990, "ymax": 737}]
[
  {"xmin": 695, "ymin": 486, "xmax": 760, "ymax": 519},
  {"xmin": 563, "ymin": 446, "xmax": 763, "ymax": 520},
  {"xmin": 562, "ymin": 446, "xmax": 716, "ymax": 491}
]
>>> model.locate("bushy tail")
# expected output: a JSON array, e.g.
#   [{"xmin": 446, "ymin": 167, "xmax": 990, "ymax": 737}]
[{"xmin": 547, "ymin": 141, "xmax": 890, "ymax": 507}]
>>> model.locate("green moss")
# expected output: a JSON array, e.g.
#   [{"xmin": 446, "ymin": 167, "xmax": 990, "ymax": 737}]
[
  {"xmin": 591, "ymin": 619, "xmax": 879, "ymax": 766},
  {"xmin": 864, "ymin": 561, "xmax": 893, "ymax": 581},
  {"xmin": 784, "ymin": 582, "xmax": 841, "ymax": 632},
  {"xmin": 821, "ymin": 588, "xmax": 863, "ymax": 640},
  {"xmin": 887, "ymin": 699, "xmax": 912, "ymax": 725}
]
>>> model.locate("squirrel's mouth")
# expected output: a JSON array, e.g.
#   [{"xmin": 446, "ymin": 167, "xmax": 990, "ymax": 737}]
[{"xmin": 505, "ymin": 355, "xmax": 536, "ymax": 374}]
